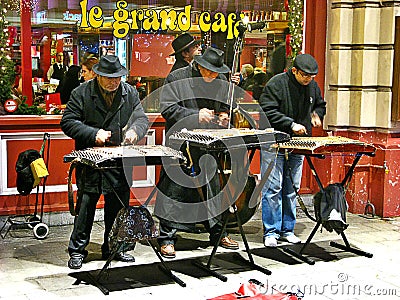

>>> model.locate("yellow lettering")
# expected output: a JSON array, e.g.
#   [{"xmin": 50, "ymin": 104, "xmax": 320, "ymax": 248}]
[
  {"xmin": 130, "ymin": 9, "xmax": 144, "ymax": 30},
  {"xmin": 159, "ymin": 9, "xmax": 177, "ymax": 31},
  {"xmin": 113, "ymin": 0, "xmax": 129, "ymax": 38},
  {"xmin": 177, "ymin": 5, "xmax": 191, "ymax": 31},
  {"xmin": 88, "ymin": 6, "xmax": 103, "ymax": 28},
  {"xmin": 198, "ymin": 11, "xmax": 211, "ymax": 33},
  {"xmin": 143, "ymin": 10, "xmax": 160, "ymax": 31},
  {"xmin": 211, "ymin": 12, "xmax": 227, "ymax": 33},
  {"xmin": 79, "ymin": 0, "xmax": 89, "ymax": 28},
  {"xmin": 226, "ymin": 13, "xmax": 238, "ymax": 40}
]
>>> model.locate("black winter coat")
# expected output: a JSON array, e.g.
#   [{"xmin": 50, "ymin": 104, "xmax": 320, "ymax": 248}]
[
  {"xmin": 258, "ymin": 69, "xmax": 326, "ymax": 136},
  {"xmin": 161, "ymin": 64, "xmax": 231, "ymax": 137},
  {"xmin": 61, "ymin": 79, "xmax": 149, "ymax": 193}
]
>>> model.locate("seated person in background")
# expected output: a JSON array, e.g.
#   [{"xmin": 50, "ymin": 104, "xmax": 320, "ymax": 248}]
[
  {"xmin": 238, "ymin": 64, "xmax": 255, "ymax": 91},
  {"xmin": 56, "ymin": 65, "xmax": 81, "ymax": 104},
  {"xmin": 252, "ymin": 72, "xmax": 269, "ymax": 100},
  {"xmin": 80, "ymin": 57, "xmax": 99, "ymax": 82}
]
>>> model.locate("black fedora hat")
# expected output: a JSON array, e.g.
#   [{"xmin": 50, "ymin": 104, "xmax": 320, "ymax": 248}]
[
  {"xmin": 170, "ymin": 33, "xmax": 200, "ymax": 56},
  {"xmin": 194, "ymin": 47, "xmax": 230, "ymax": 73},
  {"xmin": 92, "ymin": 55, "xmax": 128, "ymax": 78}
]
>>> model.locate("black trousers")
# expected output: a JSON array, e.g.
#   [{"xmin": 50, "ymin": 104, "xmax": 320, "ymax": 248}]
[
  {"xmin": 68, "ymin": 189, "xmax": 130, "ymax": 256},
  {"xmin": 158, "ymin": 219, "xmax": 228, "ymax": 247}
]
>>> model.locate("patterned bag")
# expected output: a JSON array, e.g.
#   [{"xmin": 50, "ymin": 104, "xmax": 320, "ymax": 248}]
[{"xmin": 108, "ymin": 206, "xmax": 159, "ymax": 251}]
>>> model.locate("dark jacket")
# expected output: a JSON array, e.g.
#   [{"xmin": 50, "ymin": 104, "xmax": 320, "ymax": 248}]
[
  {"xmin": 239, "ymin": 72, "xmax": 255, "ymax": 91},
  {"xmin": 56, "ymin": 65, "xmax": 81, "ymax": 104},
  {"xmin": 170, "ymin": 59, "xmax": 190, "ymax": 73},
  {"xmin": 258, "ymin": 69, "xmax": 326, "ymax": 136},
  {"xmin": 161, "ymin": 64, "xmax": 231, "ymax": 137},
  {"xmin": 155, "ymin": 64, "xmax": 231, "ymax": 230},
  {"xmin": 52, "ymin": 63, "xmax": 68, "ymax": 81},
  {"xmin": 61, "ymin": 79, "xmax": 149, "ymax": 193}
]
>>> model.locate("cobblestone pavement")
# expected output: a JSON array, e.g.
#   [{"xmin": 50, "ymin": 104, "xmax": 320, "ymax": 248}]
[{"xmin": 0, "ymin": 207, "xmax": 399, "ymax": 300}]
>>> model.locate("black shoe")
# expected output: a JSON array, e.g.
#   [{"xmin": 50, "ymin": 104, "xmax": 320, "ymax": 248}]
[
  {"xmin": 115, "ymin": 252, "xmax": 135, "ymax": 262},
  {"xmin": 68, "ymin": 251, "xmax": 88, "ymax": 270},
  {"xmin": 102, "ymin": 251, "xmax": 135, "ymax": 262}
]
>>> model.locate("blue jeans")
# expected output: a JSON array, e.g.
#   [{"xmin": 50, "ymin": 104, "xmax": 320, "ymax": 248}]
[{"xmin": 260, "ymin": 149, "xmax": 304, "ymax": 239}]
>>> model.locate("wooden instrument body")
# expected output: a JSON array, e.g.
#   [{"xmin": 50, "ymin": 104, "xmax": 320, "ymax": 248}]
[{"xmin": 276, "ymin": 136, "xmax": 376, "ymax": 156}]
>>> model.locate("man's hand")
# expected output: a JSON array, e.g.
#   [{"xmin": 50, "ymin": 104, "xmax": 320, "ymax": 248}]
[
  {"xmin": 95, "ymin": 129, "xmax": 111, "ymax": 146},
  {"xmin": 292, "ymin": 123, "xmax": 307, "ymax": 135},
  {"xmin": 199, "ymin": 108, "xmax": 214, "ymax": 123},
  {"xmin": 231, "ymin": 72, "xmax": 241, "ymax": 85},
  {"xmin": 124, "ymin": 129, "xmax": 138, "ymax": 145},
  {"xmin": 311, "ymin": 112, "xmax": 322, "ymax": 127},
  {"xmin": 217, "ymin": 112, "xmax": 229, "ymax": 127}
]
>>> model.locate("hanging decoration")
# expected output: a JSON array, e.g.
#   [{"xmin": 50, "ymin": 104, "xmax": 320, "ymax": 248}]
[
  {"xmin": 3, "ymin": 0, "xmax": 39, "ymax": 13},
  {"xmin": 287, "ymin": 0, "xmax": 303, "ymax": 59},
  {"xmin": 0, "ymin": 4, "xmax": 15, "ymax": 105}
]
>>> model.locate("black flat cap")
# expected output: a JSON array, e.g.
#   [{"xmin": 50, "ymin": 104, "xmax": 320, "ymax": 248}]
[{"xmin": 293, "ymin": 54, "xmax": 319, "ymax": 75}]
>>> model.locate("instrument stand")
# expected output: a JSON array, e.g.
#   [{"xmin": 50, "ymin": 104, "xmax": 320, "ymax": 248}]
[
  {"xmin": 283, "ymin": 152, "xmax": 374, "ymax": 265},
  {"xmin": 74, "ymin": 167, "xmax": 186, "ymax": 295},
  {"xmin": 193, "ymin": 149, "xmax": 272, "ymax": 281}
]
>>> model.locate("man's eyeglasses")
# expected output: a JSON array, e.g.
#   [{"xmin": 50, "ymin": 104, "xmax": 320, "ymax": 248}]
[{"xmin": 297, "ymin": 69, "xmax": 316, "ymax": 79}]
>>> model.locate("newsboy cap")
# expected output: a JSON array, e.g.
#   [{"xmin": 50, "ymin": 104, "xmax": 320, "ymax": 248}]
[
  {"xmin": 92, "ymin": 55, "xmax": 128, "ymax": 77},
  {"xmin": 293, "ymin": 54, "xmax": 319, "ymax": 75}
]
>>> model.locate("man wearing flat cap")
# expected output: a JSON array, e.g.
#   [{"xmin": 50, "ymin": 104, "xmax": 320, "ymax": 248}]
[
  {"xmin": 154, "ymin": 47, "xmax": 240, "ymax": 258},
  {"xmin": 61, "ymin": 55, "xmax": 149, "ymax": 269},
  {"xmin": 170, "ymin": 32, "xmax": 202, "ymax": 73},
  {"xmin": 258, "ymin": 53, "xmax": 326, "ymax": 248}
]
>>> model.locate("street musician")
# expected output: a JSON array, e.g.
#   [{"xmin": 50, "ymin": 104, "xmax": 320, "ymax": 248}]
[
  {"xmin": 258, "ymin": 54, "xmax": 327, "ymax": 248},
  {"xmin": 154, "ymin": 47, "xmax": 242, "ymax": 258},
  {"xmin": 61, "ymin": 55, "xmax": 149, "ymax": 269}
]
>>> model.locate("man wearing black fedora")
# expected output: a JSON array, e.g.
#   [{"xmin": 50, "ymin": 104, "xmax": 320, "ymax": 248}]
[
  {"xmin": 61, "ymin": 55, "xmax": 149, "ymax": 269},
  {"xmin": 154, "ymin": 47, "xmax": 240, "ymax": 259},
  {"xmin": 170, "ymin": 32, "xmax": 202, "ymax": 73}
]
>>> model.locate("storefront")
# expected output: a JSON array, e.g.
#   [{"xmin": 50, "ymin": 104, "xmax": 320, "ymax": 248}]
[{"xmin": 1, "ymin": 0, "xmax": 400, "ymax": 218}]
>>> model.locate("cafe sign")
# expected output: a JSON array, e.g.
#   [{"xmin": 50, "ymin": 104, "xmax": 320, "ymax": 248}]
[{"xmin": 79, "ymin": 0, "xmax": 245, "ymax": 40}]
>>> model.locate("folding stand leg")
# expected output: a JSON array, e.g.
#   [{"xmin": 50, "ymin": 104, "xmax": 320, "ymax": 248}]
[
  {"xmin": 283, "ymin": 221, "xmax": 322, "ymax": 265},
  {"xmin": 85, "ymin": 243, "xmax": 125, "ymax": 295},
  {"xmin": 0, "ymin": 217, "xmax": 12, "ymax": 239},
  {"xmin": 193, "ymin": 151, "xmax": 272, "ymax": 280},
  {"xmin": 146, "ymin": 240, "xmax": 186, "ymax": 287},
  {"xmin": 192, "ymin": 210, "xmax": 229, "ymax": 282},
  {"xmin": 283, "ymin": 154, "xmax": 373, "ymax": 265},
  {"xmin": 193, "ymin": 206, "xmax": 271, "ymax": 281},
  {"xmin": 230, "ymin": 207, "xmax": 272, "ymax": 275},
  {"xmin": 330, "ymin": 232, "xmax": 373, "ymax": 258}
]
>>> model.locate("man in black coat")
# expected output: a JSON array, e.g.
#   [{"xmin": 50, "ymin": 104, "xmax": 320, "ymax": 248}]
[
  {"xmin": 258, "ymin": 54, "xmax": 326, "ymax": 248},
  {"xmin": 61, "ymin": 55, "xmax": 149, "ymax": 269},
  {"xmin": 154, "ymin": 47, "xmax": 240, "ymax": 259},
  {"xmin": 170, "ymin": 33, "xmax": 202, "ymax": 73}
]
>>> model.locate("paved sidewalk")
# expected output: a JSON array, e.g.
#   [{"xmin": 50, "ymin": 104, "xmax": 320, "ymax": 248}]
[{"xmin": 0, "ymin": 207, "xmax": 400, "ymax": 300}]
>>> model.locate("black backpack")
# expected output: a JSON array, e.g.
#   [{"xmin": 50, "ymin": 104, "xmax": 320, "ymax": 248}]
[{"xmin": 15, "ymin": 149, "xmax": 41, "ymax": 196}]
